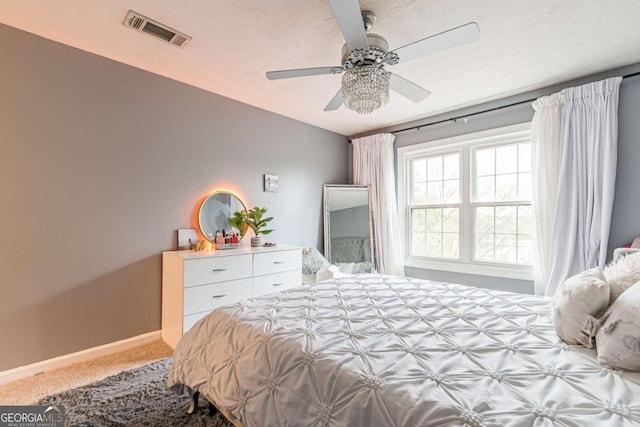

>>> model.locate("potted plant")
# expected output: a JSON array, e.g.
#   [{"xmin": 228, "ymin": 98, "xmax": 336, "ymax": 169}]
[{"xmin": 228, "ymin": 206, "xmax": 274, "ymax": 247}]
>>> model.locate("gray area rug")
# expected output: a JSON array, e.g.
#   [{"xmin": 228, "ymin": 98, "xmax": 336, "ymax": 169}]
[{"xmin": 39, "ymin": 358, "xmax": 234, "ymax": 426}]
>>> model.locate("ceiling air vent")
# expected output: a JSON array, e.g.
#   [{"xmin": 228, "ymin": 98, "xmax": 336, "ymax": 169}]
[{"xmin": 123, "ymin": 11, "xmax": 191, "ymax": 48}]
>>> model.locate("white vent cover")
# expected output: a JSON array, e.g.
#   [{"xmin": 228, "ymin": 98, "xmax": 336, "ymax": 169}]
[{"xmin": 123, "ymin": 11, "xmax": 191, "ymax": 48}]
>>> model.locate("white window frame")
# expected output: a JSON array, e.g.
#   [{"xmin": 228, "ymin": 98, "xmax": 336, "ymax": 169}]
[{"xmin": 397, "ymin": 122, "xmax": 533, "ymax": 280}]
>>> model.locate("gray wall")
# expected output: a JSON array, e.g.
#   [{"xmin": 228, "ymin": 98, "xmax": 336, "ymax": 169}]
[
  {"xmin": 388, "ymin": 64, "xmax": 640, "ymax": 294},
  {"xmin": 329, "ymin": 206, "xmax": 370, "ymax": 238},
  {"xmin": 0, "ymin": 24, "xmax": 348, "ymax": 371}
]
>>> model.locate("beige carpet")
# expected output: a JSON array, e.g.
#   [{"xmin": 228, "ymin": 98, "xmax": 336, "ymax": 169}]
[{"xmin": 0, "ymin": 339, "xmax": 173, "ymax": 405}]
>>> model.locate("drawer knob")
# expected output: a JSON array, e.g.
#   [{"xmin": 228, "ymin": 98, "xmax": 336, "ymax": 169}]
[
  {"xmin": 211, "ymin": 294, "xmax": 229, "ymax": 299},
  {"xmin": 273, "ymin": 283, "xmax": 284, "ymax": 287},
  {"xmin": 272, "ymin": 261, "xmax": 285, "ymax": 264},
  {"xmin": 212, "ymin": 268, "xmax": 228, "ymax": 272}
]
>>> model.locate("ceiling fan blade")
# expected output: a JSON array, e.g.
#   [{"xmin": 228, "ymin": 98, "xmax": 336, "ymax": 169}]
[
  {"xmin": 329, "ymin": 0, "xmax": 369, "ymax": 51},
  {"xmin": 266, "ymin": 66, "xmax": 339, "ymax": 80},
  {"xmin": 324, "ymin": 89, "xmax": 343, "ymax": 111},
  {"xmin": 389, "ymin": 73, "xmax": 431, "ymax": 103},
  {"xmin": 392, "ymin": 22, "xmax": 479, "ymax": 63}
]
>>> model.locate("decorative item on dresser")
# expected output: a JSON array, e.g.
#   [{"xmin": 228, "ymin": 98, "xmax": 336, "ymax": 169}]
[
  {"xmin": 228, "ymin": 206, "xmax": 274, "ymax": 248},
  {"xmin": 161, "ymin": 244, "xmax": 301, "ymax": 348},
  {"xmin": 198, "ymin": 190, "xmax": 247, "ymax": 242}
]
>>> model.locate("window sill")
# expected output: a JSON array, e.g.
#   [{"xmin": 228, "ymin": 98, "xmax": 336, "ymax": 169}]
[{"xmin": 404, "ymin": 257, "xmax": 533, "ymax": 281}]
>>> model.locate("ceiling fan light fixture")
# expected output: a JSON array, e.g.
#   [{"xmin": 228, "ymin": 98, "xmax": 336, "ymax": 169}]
[{"xmin": 341, "ymin": 65, "xmax": 390, "ymax": 114}]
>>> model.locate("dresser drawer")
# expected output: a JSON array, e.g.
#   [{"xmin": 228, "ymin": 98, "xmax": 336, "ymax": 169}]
[
  {"xmin": 183, "ymin": 311, "xmax": 209, "ymax": 334},
  {"xmin": 253, "ymin": 249, "xmax": 302, "ymax": 276},
  {"xmin": 184, "ymin": 254, "xmax": 252, "ymax": 287},
  {"xmin": 183, "ymin": 278, "xmax": 252, "ymax": 316},
  {"xmin": 253, "ymin": 270, "xmax": 302, "ymax": 297}
]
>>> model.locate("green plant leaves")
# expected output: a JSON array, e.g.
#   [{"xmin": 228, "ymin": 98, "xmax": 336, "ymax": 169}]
[{"xmin": 229, "ymin": 206, "xmax": 274, "ymax": 237}]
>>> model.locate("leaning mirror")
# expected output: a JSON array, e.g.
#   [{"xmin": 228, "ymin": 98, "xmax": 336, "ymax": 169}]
[
  {"xmin": 323, "ymin": 185, "xmax": 375, "ymax": 273},
  {"xmin": 198, "ymin": 191, "xmax": 246, "ymax": 239}
]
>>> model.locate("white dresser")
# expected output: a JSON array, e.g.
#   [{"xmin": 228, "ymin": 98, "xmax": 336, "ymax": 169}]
[{"xmin": 162, "ymin": 244, "xmax": 302, "ymax": 348}]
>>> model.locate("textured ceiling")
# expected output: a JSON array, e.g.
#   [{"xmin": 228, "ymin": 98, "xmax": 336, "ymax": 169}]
[{"xmin": 2, "ymin": 1, "xmax": 640, "ymax": 136}]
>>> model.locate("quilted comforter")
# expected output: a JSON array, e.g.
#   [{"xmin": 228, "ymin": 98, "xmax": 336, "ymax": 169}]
[{"xmin": 167, "ymin": 274, "xmax": 640, "ymax": 426}]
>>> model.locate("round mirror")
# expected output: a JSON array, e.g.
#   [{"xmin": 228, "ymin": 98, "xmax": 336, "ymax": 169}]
[{"xmin": 198, "ymin": 191, "xmax": 247, "ymax": 239}]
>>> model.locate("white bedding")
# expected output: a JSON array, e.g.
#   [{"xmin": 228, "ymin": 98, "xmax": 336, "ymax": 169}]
[{"xmin": 167, "ymin": 274, "xmax": 640, "ymax": 426}]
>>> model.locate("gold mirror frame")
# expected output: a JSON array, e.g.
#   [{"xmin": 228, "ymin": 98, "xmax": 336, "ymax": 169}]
[{"xmin": 198, "ymin": 190, "xmax": 247, "ymax": 240}]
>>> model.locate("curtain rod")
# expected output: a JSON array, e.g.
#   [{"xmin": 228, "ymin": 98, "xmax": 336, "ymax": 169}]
[{"xmin": 348, "ymin": 70, "xmax": 640, "ymax": 142}]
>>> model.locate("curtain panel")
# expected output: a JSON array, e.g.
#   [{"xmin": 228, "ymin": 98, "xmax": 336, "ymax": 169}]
[
  {"xmin": 534, "ymin": 77, "xmax": 622, "ymax": 296},
  {"xmin": 531, "ymin": 93, "xmax": 564, "ymax": 295},
  {"xmin": 352, "ymin": 133, "xmax": 405, "ymax": 276}
]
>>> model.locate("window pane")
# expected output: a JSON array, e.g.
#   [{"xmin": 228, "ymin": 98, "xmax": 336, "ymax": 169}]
[
  {"xmin": 475, "ymin": 148, "xmax": 495, "ymax": 176},
  {"xmin": 476, "ymin": 207, "xmax": 494, "ymax": 233},
  {"xmin": 412, "ymin": 209, "xmax": 426, "ymax": 232},
  {"xmin": 442, "ymin": 208, "xmax": 459, "ymax": 232},
  {"xmin": 443, "ymin": 233, "xmax": 459, "ymax": 258},
  {"xmin": 426, "ymin": 208, "xmax": 442, "ymax": 232},
  {"xmin": 426, "ymin": 232, "xmax": 442, "ymax": 256},
  {"xmin": 518, "ymin": 143, "xmax": 531, "ymax": 172},
  {"xmin": 427, "ymin": 157, "xmax": 443, "ymax": 180},
  {"xmin": 475, "ymin": 233, "xmax": 494, "ymax": 261},
  {"xmin": 496, "ymin": 145, "xmax": 518, "ymax": 174},
  {"xmin": 518, "ymin": 172, "xmax": 532, "ymax": 200},
  {"xmin": 476, "ymin": 176, "xmax": 495, "ymax": 201},
  {"xmin": 427, "ymin": 182, "xmax": 443, "ymax": 204},
  {"xmin": 412, "ymin": 158, "xmax": 427, "ymax": 182},
  {"xmin": 443, "ymin": 180, "xmax": 459, "ymax": 203},
  {"xmin": 518, "ymin": 205, "xmax": 532, "ymax": 235},
  {"xmin": 413, "ymin": 182, "xmax": 427, "ymax": 204},
  {"xmin": 518, "ymin": 237, "xmax": 532, "ymax": 264},
  {"xmin": 412, "ymin": 232, "xmax": 426, "ymax": 256},
  {"xmin": 443, "ymin": 154, "xmax": 459, "ymax": 179},
  {"xmin": 408, "ymin": 137, "xmax": 532, "ymax": 269},
  {"xmin": 495, "ymin": 206, "xmax": 517, "ymax": 234},
  {"xmin": 495, "ymin": 234, "xmax": 517, "ymax": 263},
  {"xmin": 496, "ymin": 173, "xmax": 518, "ymax": 201}
]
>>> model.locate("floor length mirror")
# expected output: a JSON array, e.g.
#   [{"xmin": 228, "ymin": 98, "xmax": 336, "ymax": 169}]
[{"xmin": 323, "ymin": 185, "xmax": 376, "ymax": 273}]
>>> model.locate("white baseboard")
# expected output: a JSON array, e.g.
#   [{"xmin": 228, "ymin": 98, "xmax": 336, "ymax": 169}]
[{"xmin": 0, "ymin": 330, "xmax": 162, "ymax": 386}]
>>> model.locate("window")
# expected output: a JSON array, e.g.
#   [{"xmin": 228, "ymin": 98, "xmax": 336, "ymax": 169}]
[
  {"xmin": 472, "ymin": 144, "xmax": 532, "ymax": 265},
  {"xmin": 410, "ymin": 153, "xmax": 460, "ymax": 259},
  {"xmin": 398, "ymin": 123, "xmax": 532, "ymax": 280}
]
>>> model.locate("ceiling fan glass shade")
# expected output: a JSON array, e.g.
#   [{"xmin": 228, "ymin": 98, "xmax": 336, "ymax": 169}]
[{"xmin": 341, "ymin": 66, "xmax": 390, "ymax": 114}]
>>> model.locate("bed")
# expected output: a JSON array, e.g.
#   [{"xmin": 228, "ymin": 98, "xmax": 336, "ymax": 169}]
[{"xmin": 167, "ymin": 274, "xmax": 640, "ymax": 426}]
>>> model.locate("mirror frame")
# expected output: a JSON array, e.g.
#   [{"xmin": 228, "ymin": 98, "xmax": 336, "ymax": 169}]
[
  {"xmin": 323, "ymin": 184, "xmax": 376, "ymax": 272},
  {"xmin": 198, "ymin": 190, "xmax": 247, "ymax": 239}
]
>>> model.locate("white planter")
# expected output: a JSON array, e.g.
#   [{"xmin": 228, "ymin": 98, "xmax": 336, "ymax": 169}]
[{"xmin": 251, "ymin": 236, "xmax": 263, "ymax": 247}]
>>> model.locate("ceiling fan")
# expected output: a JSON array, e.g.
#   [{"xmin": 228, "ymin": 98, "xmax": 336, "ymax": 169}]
[{"xmin": 266, "ymin": 0, "xmax": 480, "ymax": 114}]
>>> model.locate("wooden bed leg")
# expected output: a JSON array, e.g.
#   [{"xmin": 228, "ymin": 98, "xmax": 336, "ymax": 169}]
[
  {"xmin": 208, "ymin": 401, "xmax": 219, "ymax": 416},
  {"xmin": 187, "ymin": 387, "xmax": 199, "ymax": 414}
]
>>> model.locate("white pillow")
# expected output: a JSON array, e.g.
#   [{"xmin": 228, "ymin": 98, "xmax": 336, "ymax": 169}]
[
  {"xmin": 301, "ymin": 247, "xmax": 330, "ymax": 275},
  {"xmin": 603, "ymin": 250, "xmax": 640, "ymax": 303},
  {"xmin": 552, "ymin": 267, "xmax": 610, "ymax": 348},
  {"xmin": 596, "ymin": 281, "xmax": 640, "ymax": 371}
]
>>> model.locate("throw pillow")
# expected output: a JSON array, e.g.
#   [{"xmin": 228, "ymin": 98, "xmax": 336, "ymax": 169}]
[
  {"xmin": 603, "ymin": 251, "xmax": 640, "ymax": 303},
  {"xmin": 552, "ymin": 267, "xmax": 610, "ymax": 348},
  {"xmin": 301, "ymin": 247, "xmax": 330, "ymax": 275},
  {"xmin": 595, "ymin": 281, "xmax": 640, "ymax": 371}
]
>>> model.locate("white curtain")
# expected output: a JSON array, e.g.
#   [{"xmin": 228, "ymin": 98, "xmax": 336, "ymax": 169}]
[
  {"xmin": 352, "ymin": 133, "xmax": 405, "ymax": 276},
  {"xmin": 531, "ymin": 93, "xmax": 564, "ymax": 295},
  {"xmin": 545, "ymin": 77, "xmax": 622, "ymax": 295}
]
